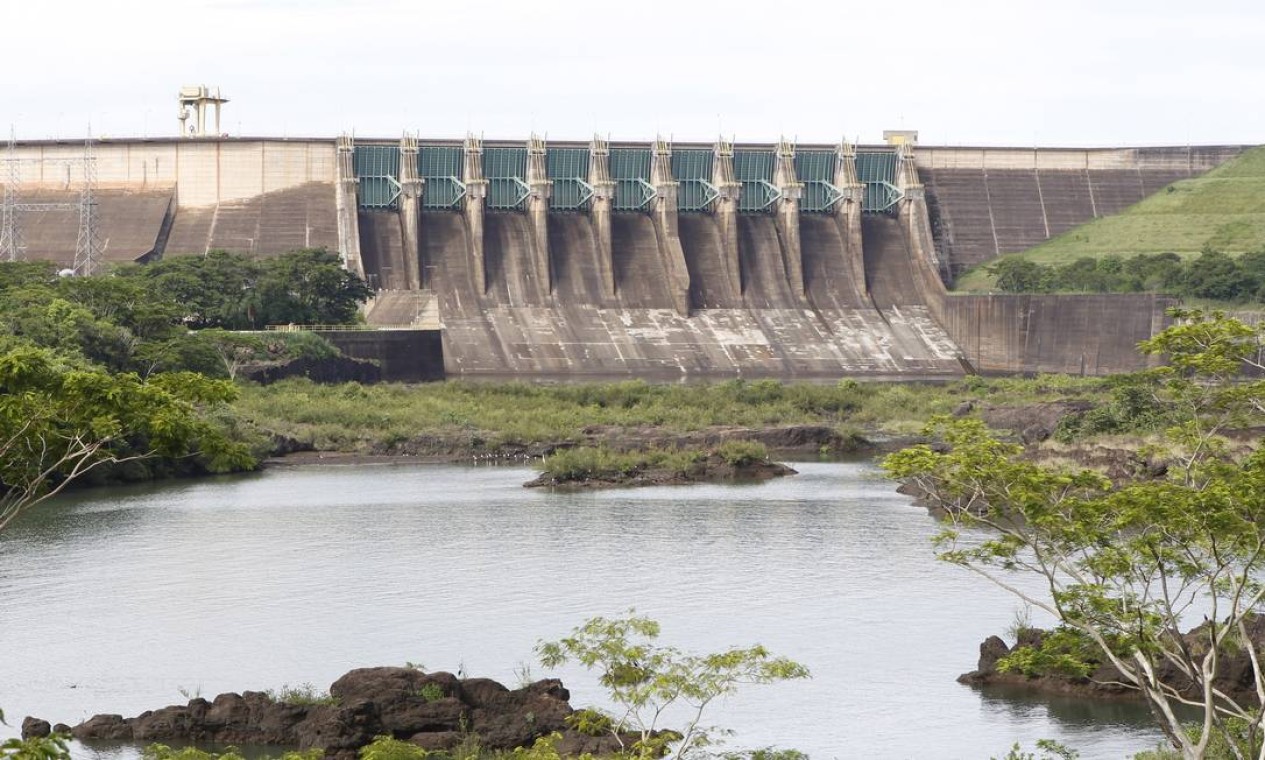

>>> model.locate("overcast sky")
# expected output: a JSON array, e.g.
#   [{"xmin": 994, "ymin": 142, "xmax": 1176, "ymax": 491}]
[{"xmin": 4, "ymin": 0, "xmax": 1262, "ymax": 147}]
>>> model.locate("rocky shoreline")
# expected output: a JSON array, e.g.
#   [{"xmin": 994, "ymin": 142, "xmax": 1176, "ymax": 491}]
[
  {"xmin": 960, "ymin": 618, "xmax": 1265, "ymax": 706},
  {"xmin": 25, "ymin": 667, "xmax": 637, "ymax": 758}
]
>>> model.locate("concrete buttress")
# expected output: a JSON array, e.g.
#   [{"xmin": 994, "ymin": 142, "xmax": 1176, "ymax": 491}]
[
  {"xmin": 773, "ymin": 138, "xmax": 805, "ymax": 297},
  {"xmin": 334, "ymin": 134, "xmax": 366, "ymax": 281},
  {"xmin": 710, "ymin": 139, "xmax": 743, "ymax": 296},
  {"xmin": 649, "ymin": 138, "xmax": 692, "ymax": 316},
  {"xmin": 397, "ymin": 135, "xmax": 423, "ymax": 290},
  {"xmin": 832, "ymin": 140, "xmax": 869, "ymax": 304},
  {"xmin": 894, "ymin": 143, "xmax": 949, "ymax": 311},
  {"xmin": 463, "ymin": 135, "xmax": 489, "ymax": 294},
  {"xmin": 588, "ymin": 136, "xmax": 617, "ymax": 297},
  {"xmin": 525, "ymin": 135, "xmax": 553, "ymax": 294}
]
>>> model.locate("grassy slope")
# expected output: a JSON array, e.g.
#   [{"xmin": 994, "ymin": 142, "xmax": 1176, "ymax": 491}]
[{"xmin": 954, "ymin": 146, "xmax": 1265, "ymax": 291}]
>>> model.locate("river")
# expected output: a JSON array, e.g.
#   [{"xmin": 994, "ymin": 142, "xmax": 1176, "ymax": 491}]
[{"xmin": 0, "ymin": 461, "xmax": 1162, "ymax": 759}]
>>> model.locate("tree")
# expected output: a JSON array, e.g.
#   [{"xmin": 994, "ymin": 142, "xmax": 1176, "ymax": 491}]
[
  {"xmin": 536, "ymin": 612, "xmax": 809, "ymax": 760},
  {"xmin": 255, "ymin": 249, "xmax": 373, "ymax": 327},
  {"xmin": 989, "ymin": 258, "xmax": 1049, "ymax": 293},
  {"xmin": 0, "ymin": 346, "xmax": 253, "ymax": 533},
  {"xmin": 883, "ymin": 311, "xmax": 1265, "ymax": 760},
  {"xmin": 1183, "ymin": 250, "xmax": 1253, "ymax": 302}
]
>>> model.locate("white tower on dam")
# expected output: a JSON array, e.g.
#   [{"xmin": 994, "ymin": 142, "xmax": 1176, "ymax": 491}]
[{"xmin": 177, "ymin": 85, "xmax": 228, "ymax": 137}]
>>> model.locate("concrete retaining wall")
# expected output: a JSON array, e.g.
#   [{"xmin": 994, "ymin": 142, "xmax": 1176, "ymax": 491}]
[
  {"xmin": 938, "ymin": 293, "xmax": 1175, "ymax": 375},
  {"xmin": 320, "ymin": 330, "xmax": 445, "ymax": 382}
]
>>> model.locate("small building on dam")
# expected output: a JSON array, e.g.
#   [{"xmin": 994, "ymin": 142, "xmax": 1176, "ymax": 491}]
[{"xmin": 0, "ymin": 129, "xmax": 1245, "ymax": 380}]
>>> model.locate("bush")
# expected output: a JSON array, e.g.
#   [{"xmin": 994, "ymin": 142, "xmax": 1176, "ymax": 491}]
[
  {"xmin": 358, "ymin": 736, "xmax": 429, "ymax": 760},
  {"xmin": 265, "ymin": 683, "xmax": 338, "ymax": 706},
  {"xmin": 716, "ymin": 440, "xmax": 769, "ymax": 467}
]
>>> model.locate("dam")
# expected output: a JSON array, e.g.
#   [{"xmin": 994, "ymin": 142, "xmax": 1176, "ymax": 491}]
[{"xmin": 0, "ymin": 133, "xmax": 1245, "ymax": 378}]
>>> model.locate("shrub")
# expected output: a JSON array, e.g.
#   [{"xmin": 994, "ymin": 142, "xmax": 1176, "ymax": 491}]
[
  {"xmin": 416, "ymin": 682, "xmax": 445, "ymax": 703},
  {"xmin": 265, "ymin": 683, "xmax": 338, "ymax": 706},
  {"xmin": 358, "ymin": 736, "xmax": 429, "ymax": 760},
  {"xmin": 716, "ymin": 440, "xmax": 769, "ymax": 467},
  {"xmin": 564, "ymin": 708, "xmax": 613, "ymax": 737}
]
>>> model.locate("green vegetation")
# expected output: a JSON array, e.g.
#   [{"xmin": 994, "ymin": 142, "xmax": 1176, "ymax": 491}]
[
  {"xmin": 116, "ymin": 249, "xmax": 372, "ymax": 330},
  {"xmin": 980, "ymin": 247, "xmax": 1265, "ymax": 305},
  {"xmin": 533, "ymin": 441, "xmax": 776, "ymax": 485},
  {"xmin": 955, "ymin": 146, "xmax": 1265, "ymax": 292},
  {"xmin": 141, "ymin": 746, "xmax": 321, "ymax": 760},
  {"xmin": 264, "ymin": 683, "xmax": 338, "ymax": 707},
  {"xmin": 884, "ymin": 311, "xmax": 1265, "ymax": 759},
  {"xmin": 1133, "ymin": 720, "xmax": 1262, "ymax": 759},
  {"xmin": 235, "ymin": 374, "xmax": 1111, "ymax": 454},
  {"xmin": 358, "ymin": 736, "xmax": 432, "ymax": 760},
  {"xmin": 0, "ymin": 254, "xmax": 362, "ymax": 379},
  {"xmin": 0, "ymin": 346, "xmax": 251, "ymax": 532},
  {"xmin": 715, "ymin": 440, "xmax": 768, "ymax": 467},
  {"xmin": 416, "ymin": 682, "xmax": 446, "ymax": 703},
  {"xmin": 0, "ymin": 733, "xmax": 70, "ymax": 760},
  {"xmin": 536, "ymin": 446, "xmax": 706, "ymax": 482},
  {"xmin": 992, "ymin": 741, "xmax": 1078, "ymax": 760},
  {"xmin": 995, "ymin": 627, "xmax": 1107, "ymax": 680},
  {"xmin": 537, "ymin": 612, "xmax": 809, "ymax": 759}
]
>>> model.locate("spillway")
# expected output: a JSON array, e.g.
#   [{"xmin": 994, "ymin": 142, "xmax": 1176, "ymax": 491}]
[{"xmin": 2, "ymin": 135, "xmax": 1245, "ymax": 378}]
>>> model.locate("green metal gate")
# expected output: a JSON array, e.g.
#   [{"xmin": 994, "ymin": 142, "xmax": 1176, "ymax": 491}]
[
  {"xmin": 547, "ymin": 148, "xmax": 593, "ymax": 211},
  {"xmin": 671, "ymin": 148, "xmax": 716, "ymax": 212},
  {"xmin": 483, "ymin": 147, "xmax": 530, "ymax": 210},
  {"xmin": 855, "ymin": 150, "xmax": 902, "ymax": 213},
  {"xmin": 354, "ymin": 144, "xmax": 400, "ymax": 210},
  {"xmin": 609, "ymin": 148, "xmax": 654, "ymax": 211},
  {"xmin": 418, "ymin": 146, "xmax": 465, "ymax": 209},
  {"xmin": 733, "ymin": 150, "xmax": 779, "ymax": 212},
  {"xmin": 795, "ymin": 150, "xmax": 844, "ymax": 213}
]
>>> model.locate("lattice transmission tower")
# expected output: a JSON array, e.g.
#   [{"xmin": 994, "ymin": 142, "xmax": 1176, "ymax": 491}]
[
  {"xmin": 72, "ymin": 137, "xmax": 102, "ymax": 276},
  {"xmin": 0, "ymin": 130, "xmax": 102, "ymax": 274},
  {"xmin": 0, "ymin": 131, "xmax": 23, "ymax": 262}
]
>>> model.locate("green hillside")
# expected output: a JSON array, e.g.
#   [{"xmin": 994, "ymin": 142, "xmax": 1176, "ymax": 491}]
[{"xmin": 954, "ymin": 146, "xmax": 1265, "ymax": 291}]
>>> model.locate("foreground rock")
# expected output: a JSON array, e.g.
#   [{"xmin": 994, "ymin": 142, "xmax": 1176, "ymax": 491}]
[
  {"xmin": 524, "ymin": 453, "xmax": 797, "ymax": 489},
  {"xmin": 53, "ymin": 667, "xmax": 636, "ymax": 758},
  {"xmin": 961, "ymin": 617, "xmax": 1265, "ymax": 705}
]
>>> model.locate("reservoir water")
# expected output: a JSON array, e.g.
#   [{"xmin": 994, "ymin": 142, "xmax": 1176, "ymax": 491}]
[{"xmin": 0, "ymin": 462, "xmax": 1161, "ymax": 759}]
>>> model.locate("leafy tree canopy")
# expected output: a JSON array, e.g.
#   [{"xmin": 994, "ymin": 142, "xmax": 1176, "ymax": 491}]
[{"xmin": 884, "ymin": 311, "xmax": 1265, "ymax": 760}]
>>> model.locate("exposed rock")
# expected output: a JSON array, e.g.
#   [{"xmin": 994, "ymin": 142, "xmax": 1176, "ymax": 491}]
[
  {"xmin": 960, "ymin": 617, "xmax": 1265, "ymax": 705},
  {"xmin": 20, "ymin": 717, "xmax": 51, "ymax": 739},
  {"xmin": 57, "ymin": 667, "xmax": 635, "ymax": 759},
  {"xmin": 976, "ymin": 635, "xmax": 1009, "ymax": 673},
  {"xmin": 979, "ymin": 400, "xmax": 1093, "ymax": 443}
]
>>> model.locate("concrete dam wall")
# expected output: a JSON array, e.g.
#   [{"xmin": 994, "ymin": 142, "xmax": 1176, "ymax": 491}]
[
  {"xmin": 3, "ymin": 138, "xmax": 339, "ymax": 266},
  {"xmin": 375, "ymin": 209, "xmax": 962, "ymax": 378},
  {"xmin": 4, "ymin": 135, "xmax": 1239, "ymax": 379}
]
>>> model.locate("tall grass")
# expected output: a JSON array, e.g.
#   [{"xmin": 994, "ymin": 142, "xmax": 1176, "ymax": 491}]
[{"xmin": 232, "ymin": 375, "xmax": 1110, "ymax": 453}]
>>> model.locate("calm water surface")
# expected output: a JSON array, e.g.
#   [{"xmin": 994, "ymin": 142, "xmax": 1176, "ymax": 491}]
[{"xmin": 0, "ymin": 462, "xmax": 1161, "ymax": 759}]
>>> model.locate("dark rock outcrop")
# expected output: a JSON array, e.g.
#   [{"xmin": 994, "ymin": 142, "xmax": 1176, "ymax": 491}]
[
  {"xmin": 20, "ymin": 717, "xmax": 51, "ymax": 739},
  {"xmin": 57, "ymin": 667, "xmax": 633, "ymax": 759},
  {"xmin": 961, "ymin": 617, "xmax": 1265, "ymax": 705}
]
